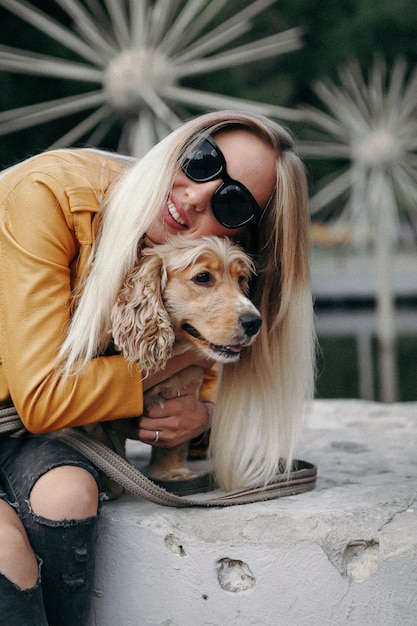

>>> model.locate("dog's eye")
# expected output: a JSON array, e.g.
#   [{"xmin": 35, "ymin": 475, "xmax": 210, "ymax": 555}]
[{"xmin": 193, "ymin": 272, "xmax": 213, "ymax": 286}]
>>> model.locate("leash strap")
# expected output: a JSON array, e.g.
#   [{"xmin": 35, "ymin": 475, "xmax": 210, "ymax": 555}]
[
  {"xmin": 0, "ymin": 407, "xmax": 317, "ymax": 507},
  {"xmin": 0, "ymin": 407, "xmax": 26, "ymax": 435}
]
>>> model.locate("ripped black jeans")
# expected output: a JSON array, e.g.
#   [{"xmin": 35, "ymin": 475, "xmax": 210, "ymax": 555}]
[{"xmin": 0, "ymin": 435, "xmax": 101, "ymax": 626}]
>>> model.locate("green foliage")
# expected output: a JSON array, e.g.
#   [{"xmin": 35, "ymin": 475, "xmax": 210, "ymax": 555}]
[
  {"xmin": 316, "ymin": 335, "xmax": 417, "ymax": 401},
  {"xmin": 316, "ymin": 337, "xmax": 360, "ymax": 399}
]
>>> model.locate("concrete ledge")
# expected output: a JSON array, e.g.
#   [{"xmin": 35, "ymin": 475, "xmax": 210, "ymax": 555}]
[{"xmin": 88, "ymin": 400, "xmax": 417, "ymax": 626}]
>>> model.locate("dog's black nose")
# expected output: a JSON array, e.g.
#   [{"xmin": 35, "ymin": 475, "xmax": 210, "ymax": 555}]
[{"xmin": 240, "ymin": 313, "xmax": 262, "ymax": 337}]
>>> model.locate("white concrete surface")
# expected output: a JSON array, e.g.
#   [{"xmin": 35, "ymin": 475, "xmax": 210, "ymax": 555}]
[{"xmin": 88, "ymin": 400, "xmax": 417, "ymax": 626}]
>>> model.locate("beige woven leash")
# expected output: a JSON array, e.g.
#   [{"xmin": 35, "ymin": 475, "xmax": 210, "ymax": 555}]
[{"xmin": 0, "ymin": 406, "xmax": 317, "ymax": 507}]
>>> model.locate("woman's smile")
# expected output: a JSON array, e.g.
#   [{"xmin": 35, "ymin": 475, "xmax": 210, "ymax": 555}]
[{"xmin": 166, "ymin": 196, "xmax": 187, "ymax": 228}]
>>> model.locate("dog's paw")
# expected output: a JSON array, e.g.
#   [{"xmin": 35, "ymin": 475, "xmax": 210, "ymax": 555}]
[{"xmin": 148, "ymin": 466, "xmax": 198, "ymax": 481}]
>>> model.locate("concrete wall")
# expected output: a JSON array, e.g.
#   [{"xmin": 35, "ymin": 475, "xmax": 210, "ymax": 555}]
[{"xmin": 88, "ymin": 400, "xmax": 417, "ymax": 626}]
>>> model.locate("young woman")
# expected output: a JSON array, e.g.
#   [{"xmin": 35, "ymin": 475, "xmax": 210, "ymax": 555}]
[{"xmin": 0, "ymin": 110, "xmax": 315, "ymax": 625}]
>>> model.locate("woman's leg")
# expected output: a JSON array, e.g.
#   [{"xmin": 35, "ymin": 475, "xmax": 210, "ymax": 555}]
[
  {"xmin": 0, "ymin": 435, "xmax": 101, "ymax": 626},
  {"xmin": 26, "ymin": 465, "xmax": 100, "ymax": 626},
  {"xmin": 30, "ymin": 464, "xmax": 99, "ymax": 520},
  {"xmin": 0, "ymin": 499, "xmax": 48, "ymax": 625},
  {"xmin": 0, "ymin": 499, "xmax": 38, "ymax": 588}
]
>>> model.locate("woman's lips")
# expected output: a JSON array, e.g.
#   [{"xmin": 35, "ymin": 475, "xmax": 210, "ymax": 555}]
[{"xmin": 164, "ymin": 196, "xmax": 188, "ymax": 229}]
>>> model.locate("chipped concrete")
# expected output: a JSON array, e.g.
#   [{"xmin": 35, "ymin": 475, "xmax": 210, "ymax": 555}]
[
  {"xmin": 216, "ymin": 558, "xmax": 256, "ymax": 592},
  {"xmin": 88, "ymin": 400, "xmax": 417, "ymax": 626}
]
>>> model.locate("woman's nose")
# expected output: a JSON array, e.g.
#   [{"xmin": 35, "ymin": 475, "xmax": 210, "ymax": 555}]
[{"xmin": 185, "ymin": 179, "xmax": 221, "ymax": 211}]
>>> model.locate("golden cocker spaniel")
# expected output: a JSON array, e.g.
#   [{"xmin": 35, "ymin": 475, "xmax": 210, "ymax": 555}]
[{"xmin": 100, "ymin": 235, "xmax": 262, "ymax": 491}]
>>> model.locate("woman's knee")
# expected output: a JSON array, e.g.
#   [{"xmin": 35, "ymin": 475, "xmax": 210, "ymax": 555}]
[
  {"xmin": 29, "ymin": 466, "xmax": 99, "ymax": 521},
  {"xmin": 0, "ymin": 500, "xmax": 39, "ymax": 589}
]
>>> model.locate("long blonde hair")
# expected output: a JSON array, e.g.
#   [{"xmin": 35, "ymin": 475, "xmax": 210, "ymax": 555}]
[{"xmin": 60, "ymin": 110, "xmax": 315, "ymax": 491}]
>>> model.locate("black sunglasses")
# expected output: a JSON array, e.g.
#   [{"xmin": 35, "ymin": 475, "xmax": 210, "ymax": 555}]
[{"xmin": 180, "ymin": 135, "xmax": 262, "ymax": 229}]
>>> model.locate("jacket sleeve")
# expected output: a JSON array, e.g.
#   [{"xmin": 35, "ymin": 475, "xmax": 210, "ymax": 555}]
[{"xmin": 0, "ymin": 170, "xmax": 145, "ymax": 433}]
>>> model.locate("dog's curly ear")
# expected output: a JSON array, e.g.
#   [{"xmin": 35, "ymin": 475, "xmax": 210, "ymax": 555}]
[{"xmin": 111, "ymin": 252, "xmax": 175, "ymax": 377}]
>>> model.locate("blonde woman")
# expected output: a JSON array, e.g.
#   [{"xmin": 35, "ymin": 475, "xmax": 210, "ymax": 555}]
[{"xmin": 0, "ymin": 111, "xmax": 315, "ymax": 625}]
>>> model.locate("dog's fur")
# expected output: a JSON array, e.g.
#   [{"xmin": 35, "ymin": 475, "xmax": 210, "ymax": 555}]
[{"xmin": 89, "ymin": 236, "xmax": 261, "ymax": 495}]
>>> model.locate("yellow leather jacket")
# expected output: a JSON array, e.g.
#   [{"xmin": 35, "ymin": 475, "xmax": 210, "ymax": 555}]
[{"xmin": 0, "ymin": 149, "xmax": 216, "ymax": 433}]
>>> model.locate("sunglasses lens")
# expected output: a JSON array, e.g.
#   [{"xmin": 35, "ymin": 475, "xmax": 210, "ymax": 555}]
[
  {"xmin": 212, "ymin": 185, "xmax": 257, "ymax": 228},
  {"xmin": 182, "ymin": 139, "xmax": 223, "ymax": 182},
  {"xmin": 181, "ymin": 135, "xmax": 262, "ymax": 229}
]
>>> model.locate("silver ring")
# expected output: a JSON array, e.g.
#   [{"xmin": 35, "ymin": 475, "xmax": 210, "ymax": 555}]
[
  {"xmin": 153, "ymin": 430, "xmax": 159, "ymax": 444},
  {"xmin": 177, "ymin": 390, "xmax": 181, "ymax": 398}
]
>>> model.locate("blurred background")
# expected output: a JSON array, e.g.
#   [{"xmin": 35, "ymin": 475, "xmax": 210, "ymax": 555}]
[{"xmin": 0, "ymin": 0, "xmax": 416, "ymax": 401}]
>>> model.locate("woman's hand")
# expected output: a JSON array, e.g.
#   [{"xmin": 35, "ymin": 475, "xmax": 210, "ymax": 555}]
[
  {"xmin": 128, "ymin": 348, "xmax": 215, "ymax": 447},
  {"xmin": 138, "ymin": 386, "xmax": 212, "ymax": 448}
]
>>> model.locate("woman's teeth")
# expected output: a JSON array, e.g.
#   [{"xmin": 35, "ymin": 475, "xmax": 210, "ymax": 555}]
[{"xmin": 167, "ymin": 198, "xmax": 186, "ymax": 226}]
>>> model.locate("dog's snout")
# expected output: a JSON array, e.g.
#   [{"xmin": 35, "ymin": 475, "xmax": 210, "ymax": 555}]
[{"xmin": 240, "ymin": 313, "xmax": 262, "ymax": 337}]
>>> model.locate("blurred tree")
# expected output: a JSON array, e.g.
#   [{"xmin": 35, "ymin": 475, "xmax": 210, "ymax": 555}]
[
  {"xmin": 1, "ymin": 0, "xmax": 417, "ymax": 167},
  {"xmin": 0, "ymin": 0, "xmax": 303, "ymax": 164}
]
